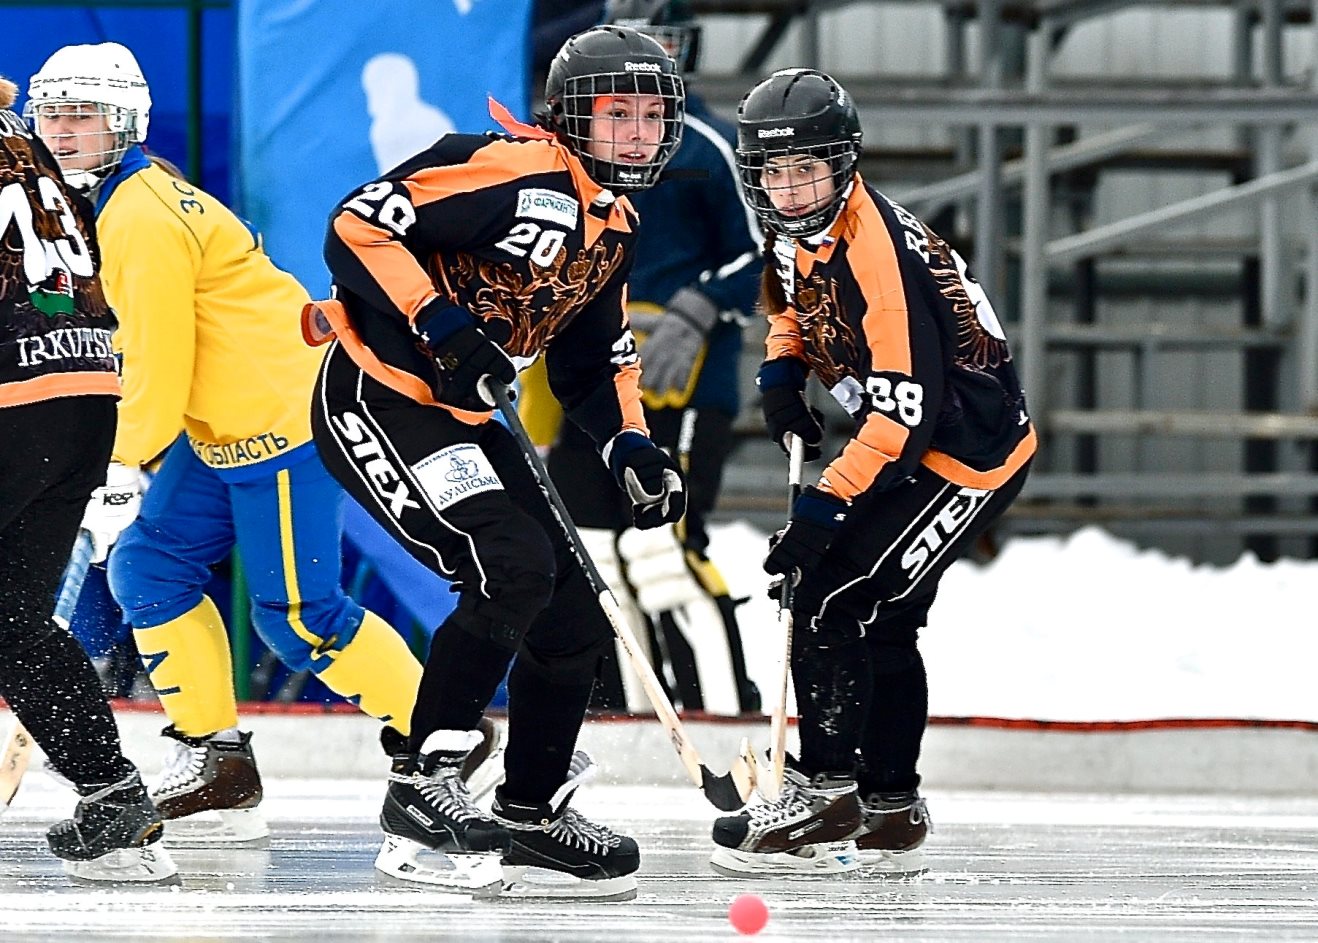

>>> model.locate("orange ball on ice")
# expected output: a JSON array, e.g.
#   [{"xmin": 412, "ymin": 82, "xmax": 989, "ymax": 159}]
[{"xmin": 728, "ymin": 893, "xmax": 769, "ymax": 935}]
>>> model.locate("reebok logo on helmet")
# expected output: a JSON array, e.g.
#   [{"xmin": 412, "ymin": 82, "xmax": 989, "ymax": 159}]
[
  {"xmin": 757, "ymin": 127, "xmax": 795, "ymax": 139},
  {"xmin": 624, "ymin": 61, "xmax": 662, "ymax": 72}
]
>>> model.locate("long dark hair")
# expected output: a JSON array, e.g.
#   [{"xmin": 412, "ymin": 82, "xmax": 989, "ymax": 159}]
[{"xmin": 759, "ymin": 235, "xmax": 788, "ymax": 316}]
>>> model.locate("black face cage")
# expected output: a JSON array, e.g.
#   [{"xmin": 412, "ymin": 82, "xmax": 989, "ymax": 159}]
[
  {"xmin": 556, "ymin": 71, "xmax": 685, "ymax": 193},
  {"xmin": 736, "ymin": 140, "xmax": 859, "ymax": 238}
]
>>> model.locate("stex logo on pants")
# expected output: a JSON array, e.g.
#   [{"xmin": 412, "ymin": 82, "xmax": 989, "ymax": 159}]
[
  {"xmin": 899, "ymin": 486, "xmax": 992, "ymax": 584},
  {"xmin": 330, "ymin": 410, "xmax": 422, "ymax": 518}
]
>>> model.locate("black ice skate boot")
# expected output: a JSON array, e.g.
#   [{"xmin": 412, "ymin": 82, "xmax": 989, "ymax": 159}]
[
  {"xmin": 849, "ymin": 789, "xmax": 931, "ymax": 875},
  {"xmin": 493, "ymin": 751, "xmax": 640, "ymax": 901},
  {"xmin": 150, "ymin": 725, "xmax": 266, "ymax": 844},
  {"xmin": 379, "ymin": 715, "xmax": 507, "ymax": 802},
  {"xmin": 374, "ymin": 728, "xmax": 511, "ymax": 892},
  {"xmin": 47, "ymin": 771, "xmax": 178, "ymax": 883},
  {"xmin": 709, "ymin": 757, "xmax": 862, "ymax": 877}
]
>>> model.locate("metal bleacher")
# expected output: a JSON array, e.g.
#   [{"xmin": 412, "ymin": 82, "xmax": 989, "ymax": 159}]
[{"xmin": 689, "ymin": 0, "xmax": 1318, "ymax": 563}]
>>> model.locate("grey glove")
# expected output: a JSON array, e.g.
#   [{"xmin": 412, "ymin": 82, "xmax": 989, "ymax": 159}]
[{"xmin": 636, "ymin": 287, "xmax": 720, "ymax": 397}]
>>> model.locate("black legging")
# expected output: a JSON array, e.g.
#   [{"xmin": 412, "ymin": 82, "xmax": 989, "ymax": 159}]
[{"xmin": 0, "ymin": 395, "xmax": 137, "ymax": 789}]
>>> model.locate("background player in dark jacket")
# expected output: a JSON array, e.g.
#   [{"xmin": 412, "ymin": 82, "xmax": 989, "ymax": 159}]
[
  {"xmin": 311, "ymin": 27, "xmax": 686, "ymax": 899},
  {"xmin": 525, "ymin": 0, "xmax": 763, "ymax": 715},
  {"xmin": 709, "ymin": 70, "xmax": 1036, "ymax": 879},
  {"xmin": 0, "ymin": 76, "xmax": 174, "ymax": 882}
]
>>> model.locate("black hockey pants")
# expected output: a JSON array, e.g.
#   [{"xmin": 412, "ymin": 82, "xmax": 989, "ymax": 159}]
[
  {"xmin": 311, "ymin": 345, "xmax": 614, "ymax": 802},
  {"xmin": 0, "ymin": 395, "xmax": 137, "ymax": 789},
  {"xmin": 790, "ymin": 460, "xmax": 1031, "ymax": 794}
]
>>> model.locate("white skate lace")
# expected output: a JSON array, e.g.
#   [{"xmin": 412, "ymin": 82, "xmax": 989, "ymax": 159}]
[
  {"xmin": 153, "ymin": 739, "xmax": 205, "ymax": 799},
  {"xmin": 547, "ymin": 807, "xmax": 621, "ymax": 854},
  {"xmin": 512, "ymin": 751, "xmax": 620, "ymax": 854},
  {"xmin": 744, "ymin": 777, "xmax": 810, "ymax": 829},
  {"xmin": 77, "ymin": 771, "xmax": 141, "ymax": 809},
  {"xmin": 395, "ymin": 765, "xmax": 483, "ymax": 824}
]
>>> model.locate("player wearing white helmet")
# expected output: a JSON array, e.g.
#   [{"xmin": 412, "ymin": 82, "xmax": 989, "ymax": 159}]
[
  {"xmin": 25, "ymin": 42, "xmax": 151, "ymax": 193},
  {"xmin": 26, "ymin": 42, "xmax": 502, "ymax": 847}
]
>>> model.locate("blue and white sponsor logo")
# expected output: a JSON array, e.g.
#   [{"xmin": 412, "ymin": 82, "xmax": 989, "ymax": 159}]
[
  {"xmin": 516, "ymin": 188, "xmax": 578, "ymax": 230},
  {"xmin": 411, "ymin": 443, "xmax": 502, "ymax": 509}
]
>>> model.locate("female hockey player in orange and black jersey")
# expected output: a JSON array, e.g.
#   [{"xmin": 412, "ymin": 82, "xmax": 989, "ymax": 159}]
[
  {"xmin": 0, "ymin": 76, "xmax": 174, "ymax": 882},
  {"xmin": 708, "ymin": 69, "xmax": 1036, "ymax": 879},
  {"xmin": 309, "ymin": 26, "xmax": 686, "ymax": 899}
]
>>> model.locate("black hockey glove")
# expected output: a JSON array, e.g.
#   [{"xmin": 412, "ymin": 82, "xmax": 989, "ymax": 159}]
[
  {"xmin": 757, "ymin": 357, "xmax": 824, "ymax": 462},
  {"xmin": 415, "ymin": 301, "xmax": 516, "ymax": 410},
  {"xmin": 764, "ymin": 486, "xmax": 849, "ymax": 580},
  {"xmin": 607, "ymin": 431, "xmax": 687, "ymax": 530}
]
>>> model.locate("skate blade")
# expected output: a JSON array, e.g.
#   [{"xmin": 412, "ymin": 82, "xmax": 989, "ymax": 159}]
[
  {"xmin": 63, "ymin": 844, "xmax": 180, "ymax": 884},
  {"xmin": 374, "ymin": 834, "xmax": 503, "ymax": 895},
  {"xmin": 499, "ymin": 864, "xmax": 638, "ymax": 901},
  {"xmin": 162, "ymin": 807, "xmax": 269, "ymax": 846},
  {"xmin": 856, "ymin": 844, "xmax": 927, "ymax": 877},
  {"xmin": 709, "ymin": 840, "xmax": 861, "ymax": 877}
]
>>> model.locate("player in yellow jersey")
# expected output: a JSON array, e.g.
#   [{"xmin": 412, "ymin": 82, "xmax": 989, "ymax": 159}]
[{"xmin": 27, "ymin": 42, "xmax": 501, "ymax": 844}]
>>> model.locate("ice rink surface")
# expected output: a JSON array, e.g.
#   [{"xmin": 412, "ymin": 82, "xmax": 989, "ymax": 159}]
[{"xmin": 4, "ymin": 776, "xmax": 1318, "ymax": 942}]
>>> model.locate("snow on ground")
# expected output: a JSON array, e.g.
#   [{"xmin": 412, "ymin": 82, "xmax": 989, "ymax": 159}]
[{"xmin": 708, "ymin": 522, "xmax": 1318, "ymax": 724}]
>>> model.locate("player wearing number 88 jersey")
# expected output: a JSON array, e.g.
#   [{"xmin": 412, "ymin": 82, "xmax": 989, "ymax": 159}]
[{"xmin": 709, "ymin": 69, "xmax": 1036, "ymax": 877}]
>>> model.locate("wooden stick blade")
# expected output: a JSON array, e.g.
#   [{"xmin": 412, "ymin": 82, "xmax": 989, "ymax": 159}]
[{"xmin": 0, "ymin": 723, "xmax": 34, "ymax": 811}]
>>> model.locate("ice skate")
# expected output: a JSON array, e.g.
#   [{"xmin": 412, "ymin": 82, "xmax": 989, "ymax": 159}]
[
  {"xmin": 374, "ymin": 728, "xmax": 511, "ymax": 893},
  {"xmin": 47, "ymin": 771, "xmax": 178, "ymax": 883},
  {"xmin": 149, "ymin": 726, "xmax": 267, "ymax": 845},
  {"xmin": 850, "ymin": 790, "xmax": 931, "ymax": 875},
  {"xmin": 493, "ymin": 751, "xmax": 640, "ymax": 901},
  {"xmin": 709, "ymin": 759, "xmax": 862, "ymax": 877}
]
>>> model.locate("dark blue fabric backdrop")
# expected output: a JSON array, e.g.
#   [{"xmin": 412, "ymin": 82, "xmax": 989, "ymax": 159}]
[{"xmin": 0, "ymin": 5, "xmax": 235, "ymax": 203}]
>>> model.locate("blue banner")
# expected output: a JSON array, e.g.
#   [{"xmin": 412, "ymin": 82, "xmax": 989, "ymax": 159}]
[
  {"xmin": 0, "ymin": 6, "xmax": 235, "ymax": 203},
  {"xmin": 237, "ymin": 0, "xmax": 533, "ymax": 295}
]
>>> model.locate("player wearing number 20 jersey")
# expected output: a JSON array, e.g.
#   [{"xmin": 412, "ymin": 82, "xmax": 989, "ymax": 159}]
[{"xmin": 313, "ymin": 27, "xmax": 688, "ymax": 896}]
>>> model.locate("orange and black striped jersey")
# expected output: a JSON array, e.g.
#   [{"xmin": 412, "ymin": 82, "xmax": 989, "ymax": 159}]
[
  {"xmin": 0, "ymin": 108, "xmax": 118, "ymax": 408},
  {"xmin": 320, "ymin": 108, "xmax": 647, "ymax": 448},
  {"xmin": 766, "ymin": 179, "xmax": 1036, "ymax": 502}
]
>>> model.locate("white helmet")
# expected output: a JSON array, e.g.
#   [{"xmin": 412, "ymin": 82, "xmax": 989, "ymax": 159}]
[{"xmin": 25, "ymin": 42, "xmax": 152, "ymax": 190}]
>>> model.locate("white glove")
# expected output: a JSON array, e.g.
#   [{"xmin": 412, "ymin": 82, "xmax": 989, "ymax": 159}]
[{"xmin": 81, "ymin": 462, "xmax": 144, "ymax": 563}]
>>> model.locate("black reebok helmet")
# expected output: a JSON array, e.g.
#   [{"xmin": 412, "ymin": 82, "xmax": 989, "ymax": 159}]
[
  {"xmin": 603, "ymin": 0, "xmax": 702, "ymax": 73},
  {"xmin": 545, "ymin": 26, "xmax": 685, "ymax": 193},
  {"xmin": 736, "ymin": 69, "xmax": 862, "ymax": 238}
]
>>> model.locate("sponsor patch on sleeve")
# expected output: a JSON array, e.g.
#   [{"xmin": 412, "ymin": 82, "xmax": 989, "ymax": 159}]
[
  {"xmin": 516, "ymin": 188, "xmax": 579, "ymax": 229},
  {"xmin": 411, "ymin": 443, "xmax": 503, "ymax": 510}
]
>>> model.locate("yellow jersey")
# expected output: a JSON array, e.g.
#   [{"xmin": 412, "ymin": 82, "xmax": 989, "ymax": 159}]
[{"xmin": 95, "ymin": 150, "xmax": 323, "ymax": 477}]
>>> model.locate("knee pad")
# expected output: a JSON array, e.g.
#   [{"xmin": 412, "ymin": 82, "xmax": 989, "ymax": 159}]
[
  {"xmin": 515, "ymin": 632, "xmax": 613, "ymax": 686},
  {"xmin": 617, "ymin": 523, "xmax": 704, "ymax": 615},
  {"xmin": 453, "ymin": 509, "xmax": 556, "ymax": 648},
  {"xmin": 248, "ymin": 592, "xmax": 361, "ymax": 672},
  {"xmin": 108, "ymin": 525, "xmax": 208, "ymax": 628}
]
